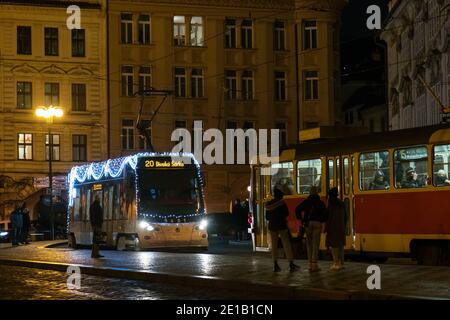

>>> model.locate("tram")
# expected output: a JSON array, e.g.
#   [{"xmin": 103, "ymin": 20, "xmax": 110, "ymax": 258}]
[
  {"xmin": 67, "ymin": 152, "xmax": 208, "ymax": 250},
  {"xmin": 250, "ymin": 125, "xmax": 450, "ymax": 265}
]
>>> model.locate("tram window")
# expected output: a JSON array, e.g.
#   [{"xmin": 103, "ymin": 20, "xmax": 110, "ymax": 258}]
[
  {"xmin": 433, "ymin": 145, "xmax": 450, "ymax": 187},
  {"xmin": 73, "ymin": 188, "xmax": 81, "ymax": 221},
  {"xmin": 86, "ymin": 189, "xmax": 91, "ymax": 221},
  {"xmin": 327, "ymin": 159, "xmax": 335, "ymax": 190},
  {"xmin": 343, "ymin": 157, "xmax": 350, "ymax": 195},
  {"xmin": 270, "ymin": 162, "xmax": 294, "ymax": 195},
  {"xmin": 359, "ymin": 151, "xmax": 390, "ymax": 191},
  {"xmin": 297, "ymin": 159, "xmax": 322, "ymax": 194},
  {"xmin": 394, "ymin": 146, "xmax": 428, "ymax": 189},
  {"xmin": 113, "ymin": 184, "xmax": 120, "ymax": 220}
]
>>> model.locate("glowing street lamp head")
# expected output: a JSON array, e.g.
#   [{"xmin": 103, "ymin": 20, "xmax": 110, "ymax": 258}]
[{"xmin": 35, "ymin": 106, "xmax": 64, "ymax": 119}]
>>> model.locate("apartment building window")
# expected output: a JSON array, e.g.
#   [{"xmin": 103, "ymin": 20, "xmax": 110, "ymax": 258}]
[
  {"xmin": 138, "ymin": 14, "xmax": 151, "ymax": 44},
  {"xmin": 173, "ymin": 16, "xmax": 186, "ymax": 46},
  {"xmin": 18, "ymin": 133, "xmax": 33, "ymax": 160},
  {"xmin": 121, "ymin": 13, "xmax": 133, "ymax": 44},
  {"xmin": 72, "ymin": 29, "xmax": 85, "ymax": 57},
  {"xmin": 44, "ymin": 27, "xmax": 58, "ymax": 56},
  {"xmin": 190, "ymin": 17, "xmax": 204, "ymax": 46},
  {"xmin": 241, "ymin": 19, "xmax": 253, "ymax": 49},
  {"xmin": 275, "ymin": 71, "xmax": 287, "ymax": 101},
  {"xmin": 191, "ymin": 69, "xmax": 204, "ymax": 98},
  {"xmin": 174, "ymin": 67, "xmax": 186, "ymax": 97},
  {"xmin": 242, "ymin": 70, "xmax": 254, "ymax": 100},
  {"xmin": 72, "ymin": 84, "xmax": 86, "ymax": 111},
  {"xmin": 72, "ymin": 135, "xmax": 87, "ymax": 162},
  {"xmin": 45, "ymin": 134, "xmax": 60, "ymax": 161},
  {"xmin": 138, "ymin": 66, "xmax": 152, "ymax": 93},
  {"xmin": 121, "ymin": 66, "xmax": 134, "ymax": 96},
  {"xmin": 17, "ymin": 26, "xmax": 31, "ymax": 55},
  {"xmin": 225, "ymin": 19, "xmax": 236, "ymax": 48},
  {"xmin": 274, "ymin": 20, "xmax": 285, "ymax": 51},
  {"xmin": 17, "ymin": 82, "xmax": 32, "ymax": 109},
  {"xmin": 122, "ymin": 119, "xmax": 134, "ymax": 150},
  {"xmin": 44, "ymin": 83, "xmax": 59, "ymax": 106},
  {"xmin": 243, "ymin": 121, "xmax": 254, "ymax": 153},
  {"xmin": 303, "ymin": 20, "xmax": 317, "ymax": 50},
  {"xmin": 304, "ymin": 71, "xmax": 318, "ymax": 100},
  {"xmin": 225, "ymin": 70, "xmax": 237, "ymax": 100},
  {"xmin": 276, "ymin": 122, "xmax": 287, "ymax": 146},
  {"xmin": 138, "ymin": 120, "xmax": 151, "ymax": 150}
]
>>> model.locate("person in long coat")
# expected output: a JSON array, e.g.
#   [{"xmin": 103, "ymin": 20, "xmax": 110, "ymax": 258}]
[
  {"xmin": 90, "ymin": 195, "xmax": 104, "ymax": 258},
  {"xmin": 325, "ymin": 187, "xmax": 346, "ymax": 270}
]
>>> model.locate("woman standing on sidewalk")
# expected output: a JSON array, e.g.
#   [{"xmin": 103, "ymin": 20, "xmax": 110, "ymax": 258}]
[
  {"xmin": 265, "ymin": 188, "xmax": 299, "ymax": 272},
  {"xmin": 325, "ymin": 188, "xmax": 346, "ymax": 271}
]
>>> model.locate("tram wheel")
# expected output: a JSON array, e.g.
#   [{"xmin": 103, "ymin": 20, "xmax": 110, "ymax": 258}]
[
  {"xmin": 116, "ymin": 236, "xmax": 127, "ymax": 251},
  {"xmin": 68, "ymin": 234, "xmax": 77, "ymax": 249}
]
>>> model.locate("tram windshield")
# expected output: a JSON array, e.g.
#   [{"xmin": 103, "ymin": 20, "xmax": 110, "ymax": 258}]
[{"xmin": 137, "ymin": 167, "xmax": 202, "ymax": 217}]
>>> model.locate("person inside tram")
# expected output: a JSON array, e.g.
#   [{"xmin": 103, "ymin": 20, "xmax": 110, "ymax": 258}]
[
  {"xmin": 369, "ymin": 170, "xmax": 389, "ymax": 190},
  {"xmin": 275, "ymin": 177, "xmax": 294, "ymax": 195},
  {"xmin": 401, "ymin": 167, "xmax": 424, "ymax": 188},
  {"xmin": 435, "ymin": 169, "xmax": 450, "ymax": 186}
]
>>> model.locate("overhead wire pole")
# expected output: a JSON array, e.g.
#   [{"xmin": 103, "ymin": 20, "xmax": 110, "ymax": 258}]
[{"xmin": 135, "ymin": 88, "xmax": 173, "ymax": 152}]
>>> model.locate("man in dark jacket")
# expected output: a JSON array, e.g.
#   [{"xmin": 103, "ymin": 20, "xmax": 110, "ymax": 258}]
[
  {"xmin": 295, "ymin": 186, "xmax": 327, "ymax": 272},
  {"xmin": 10, "ymin": 204, "xmax": 23, "ymax": 246},
  {"xmin": 21, "ymin": 202, "xmax": 31, "ymax": 244},
  {"xmin": 265, "ymin": 188, "xmax": 299, "ymax": 272},
  {"xmin": 325, "ymin": 188, "xmax": 346, "ymax": 271},
  {"xmin": 90, "ymin": 195, "xmax": 104, "ymax": 258}
]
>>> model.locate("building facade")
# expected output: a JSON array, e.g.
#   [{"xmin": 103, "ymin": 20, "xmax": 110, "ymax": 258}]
[
  {"xmin": 107, "ymin": 0, "xmax": 346, "ymax": 213},
  {"xmin": 0, "ymin": 0, "xmax": 108, "ymax": 219},
  {"xmin": 381, "ymin": 0, "xmax": 450, "ymax": 130}
]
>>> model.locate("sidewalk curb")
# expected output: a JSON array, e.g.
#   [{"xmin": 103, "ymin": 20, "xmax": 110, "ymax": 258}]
[{"xmin": 0, "ymin": 258, "xmax": 423, "ymax": 300}]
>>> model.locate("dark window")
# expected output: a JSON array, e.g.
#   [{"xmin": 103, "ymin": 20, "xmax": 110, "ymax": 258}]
[
  {"xmin": 275, "ymin": 71, "xmax": 287, "ymax": 101},
  {"xmin": 122, "ymin": 119, "xmax": 134, "ymax": 150},
  {"xmin": 121, "ymin": 13, "xmax": 133, "ymax": 44},
  {"xmin": 72, "ymin": 29, "xmax": 85, "ymax": 57},
  {"xmin": 139, "ymin": 66, "xmax": 152, "ymax": 92},
  {"xmin": 191, "ymin": 69, "xmax": 204, "ymax": 98},
  {"xmin": 138, "ymin": 15, "xmax": 151, "ymax": 44},
  {"xmin": 303, "ymin": 20, "xmax": 317, "ymax": 50},
  {"xmin": 17, "ymin": 26, "xmax": 31, "ymax": 55},
  {"xmin": 305, "ymin": 71, "xmax": 318, "ymax": 100},
  {"xmin": 274, "ymin": 20, "xmax": 285, "ymax": 51},
  {"xmin": 72, "ymin": 135, "xmax": 87, "ymax": 162},
  {"xmin": 241, "ymin": 19, "xmax": 253, "ymax": 49},
  {"xmin": 45, "ymin": 134, "xmax": 60, "ymax": 161},
  {"xmin": 138, "ymin": 120, "xmax": 151, "ymax": 150},
  {"xmin": 226, "ymin": 121, "xmax": 237, "ymax": 129},
  {"xmin": 18, "ymin": 133, "xmax": 33, "ymax": 160},
  {"xmin": 175, "ymin": 67, "xmax": 186, "ymax": 97},
  {"xmin": 225, "ymin": 19, "xmax": 236, "ymax": 48},
  {"xmin": 276, "ymin": 122, "xmax": 287, "ymax": 146},
  {"xmin": 225, "ymin": 70, "xmax": 237, "ymax": 100},
  {"xmin": 242, "ymin": 70, "xmax": 253, "ymax": 100},
  {"xmin": 44, "ymin": 27, "xmax": 58, "ymax": 56},
  {"xmin": 17, "ymin": 82, "xmax": 32, "ymax": 109},
  {"xmin": 121, "ymin": 66, "xmax": 134, "ymax": 97},
  {"xmin": 44, "ymin": 83, "xmax": 59, "ymax": 106},
  {"xmin": 72, "ymin": 84, "xmax": 86, "ymax": 111}
]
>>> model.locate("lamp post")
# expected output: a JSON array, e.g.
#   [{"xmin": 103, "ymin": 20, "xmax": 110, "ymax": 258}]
[{"xmin": 35, "ymin": 106, "xmax": 63, "ymax": 240}]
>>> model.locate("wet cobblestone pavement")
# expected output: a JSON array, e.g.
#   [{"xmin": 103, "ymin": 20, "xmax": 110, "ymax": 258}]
[
  {"xmin": 0, "ymin": 265, "xmax": 279, "ymax": 300},
  {"xmin": 0, "ymin": 241, "xmax": 449, "ymax": 299}
]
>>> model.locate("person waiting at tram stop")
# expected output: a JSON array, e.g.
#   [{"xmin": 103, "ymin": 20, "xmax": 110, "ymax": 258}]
[
  {"xmin": 265, "ymin": 188, "xmax": 300, "ymax": 273},
  {"xmin": 295, "ymin": 186, "xmax": 327, "ymax": 272},
  {"xmin": 369, "ymin": 170, "xmax": 389, "ymax": 190},
  {"xmin": 435, "ymin": 169, "xmax": 450, "ymax": 186},
  {"xmin": 325, "ymin": 188, "xmax": 346, "ymax": 271},
  {"xmin": 90, "ymin": 195, "xmax": 104, "ymax": 258},
  {"xmin": 401, "ymin": 167, "xmax": 425, "ymax": 188}
]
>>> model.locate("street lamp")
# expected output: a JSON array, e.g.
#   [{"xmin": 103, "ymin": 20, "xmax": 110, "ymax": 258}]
[{"xmin": 35, "ymin": 105, "xmax": 64, "ymax": 240}]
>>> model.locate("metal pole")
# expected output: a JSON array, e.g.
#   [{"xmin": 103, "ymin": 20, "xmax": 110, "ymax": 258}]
[{"xmin": 48, "ymin": 124, "xmax": 54, "ymax": 241}]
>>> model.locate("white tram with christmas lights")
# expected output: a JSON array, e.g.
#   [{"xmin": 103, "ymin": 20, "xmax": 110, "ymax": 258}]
[{"xmin": 67, "ymin": 153, "xmax": 208, "ymax": 250}]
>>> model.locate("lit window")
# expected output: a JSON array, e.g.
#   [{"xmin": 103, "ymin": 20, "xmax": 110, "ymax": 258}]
[
  {"xmin": 190, "ymin": 16, "xmax": 203, "ymax": 46},
  {"xmin": 173, "ymin": 16, "xmax": 186, "ymax": 46},
  {"xmin": 18, "ymin": 133, "xmax": 33, "ymax": 160},
  {"xmin": 433, "ymin": 145, "xmax": 450, "ymax": 187},
  {"xmin": 394, "ymin": 146, "xmax": 428, "ymax": 189},
  {"xmin": 45, "ymin": 134, "xmax": 60, "ymax": 161},
  {"xmin": 359, "ymin": 151, "xmax": 390, "ymax": 191},
  {"xmin": 271, "ymin": 162, "xmax": 294, "ymax": 195}
]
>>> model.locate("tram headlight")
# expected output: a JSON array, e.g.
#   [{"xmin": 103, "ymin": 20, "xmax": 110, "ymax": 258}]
[
  {"xmin": 139, "ymin": 221, "xmax": 150, "ymax": 229},
  {"xmin": 199, "ymin": 219, "xmax": 208, "ymax": 231},
  {"xmin": 146, "ymin": 225, "xmax": 154, "ymax": 232}
]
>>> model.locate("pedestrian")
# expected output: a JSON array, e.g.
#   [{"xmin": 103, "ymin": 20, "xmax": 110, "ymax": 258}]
[
  {"xmin": 325, "ymin": 188, "xmax": 346, "ymax": 271},
  {"xmin": 232, "ymin": 198, "xmax": 244, "ymax": 241},
  {"xmin": 90, "ymin": 195, "xmax": 104, "ymax": 258},
  {"xmin": 21, "ymin": 202, "xmax": 31, "ymax": 244},
  {"xmin": 295, "ymin": 186, "xmax": 327, "ymax": 272},
  {"xmin": 266, "ymin": 188, "xmax": 299, "ymax": 272},
  {"xmin": 10, "ymin": 204, "xmax": 23, "ymax": 246}
]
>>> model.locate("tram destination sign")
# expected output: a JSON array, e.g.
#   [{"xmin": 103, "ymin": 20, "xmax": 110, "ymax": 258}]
[{"xmin": 138, "ymin": 157, "xmax": 190, "ymax": 170}]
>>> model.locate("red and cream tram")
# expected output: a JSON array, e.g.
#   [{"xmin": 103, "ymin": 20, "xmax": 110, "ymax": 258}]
[{"xmin": 250, "ymin": 125, "xmax": 450, "ymax": 265}]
